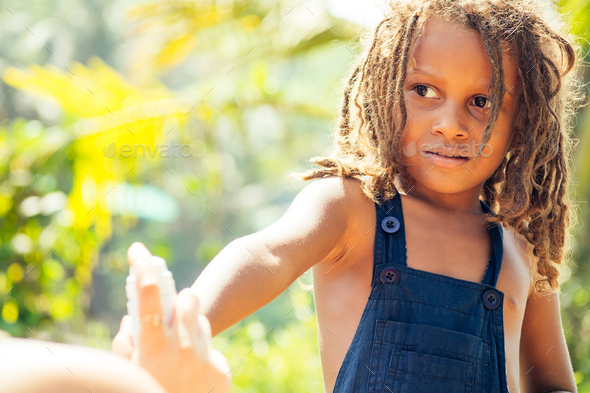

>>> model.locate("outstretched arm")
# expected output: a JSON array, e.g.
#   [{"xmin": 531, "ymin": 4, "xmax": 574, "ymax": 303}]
[{"xmin": 191, "ymin": 176, "xmax": 355, "ymax": 337}]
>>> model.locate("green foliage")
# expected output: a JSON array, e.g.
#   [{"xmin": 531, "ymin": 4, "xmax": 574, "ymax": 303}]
[
  {"xmin": 214, "ymin": 286, "xmax": 323, "ymax": 392},
  {"xmin": 0, "ymin": 0, "xmax": 354, "ymax": 390},
  {"xmin": 0, "ymin": 117, "xmax": 90, "ymax": 338},
  {"xmin": 0, "ymin": 0, "xmax": 589, "ymax": 391}
]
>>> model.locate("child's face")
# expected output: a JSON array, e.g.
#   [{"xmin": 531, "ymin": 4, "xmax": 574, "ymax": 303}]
[{"xmin": 401, "ymin": 16, "xmax": 522, "ymax": 196}]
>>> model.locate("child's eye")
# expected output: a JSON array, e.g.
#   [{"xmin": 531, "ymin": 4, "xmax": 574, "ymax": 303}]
[
  {"xmin": 473, "ymin": 96, "xmax": 491, "ymax": 109},
  {"xmin": 413, "ymin": 85, "xmax": 437, "ymax": 98},
  {"xmin": 412, "ymin": 84, "xmax": 492, "ymax": 111}
]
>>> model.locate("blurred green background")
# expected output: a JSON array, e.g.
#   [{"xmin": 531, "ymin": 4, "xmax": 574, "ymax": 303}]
[{"xmin": 0, "ymin": 0, "xmax": 589, "ymax": 391}]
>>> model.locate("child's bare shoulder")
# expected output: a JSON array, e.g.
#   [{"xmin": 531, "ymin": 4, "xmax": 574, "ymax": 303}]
[
  {"xmin": 502, "ymin": 225, "xmax": 534, "ymax": 300},
  {"xmin": 297, "ymin": 175, "xmax": 366, "ymax": 203},
  {"xmin": 251, "ymin": 176, "xmax": 367, "ymax": 279},
  {"xmin": 288, "ymin": 175, "xmax": 367, "ymax": 222}
]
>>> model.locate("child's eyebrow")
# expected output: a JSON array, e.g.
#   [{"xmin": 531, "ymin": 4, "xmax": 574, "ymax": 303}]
[
  {"xmin": 408, "ymin": 67, "xmax": 441, "ymax": 80},
  {"xmin": 408, "ymin": 68, "xmax": 515, "ymax": 96}
]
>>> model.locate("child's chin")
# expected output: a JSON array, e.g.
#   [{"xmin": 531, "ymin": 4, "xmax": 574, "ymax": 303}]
[{"xmin": 406, "ymin": 168, "xmax": 479, "ymax": 193}]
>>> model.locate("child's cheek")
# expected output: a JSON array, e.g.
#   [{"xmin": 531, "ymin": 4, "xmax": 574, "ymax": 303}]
[{"xmin": 399, "ymin": 126, "xmax": 418, "ymax": 162}]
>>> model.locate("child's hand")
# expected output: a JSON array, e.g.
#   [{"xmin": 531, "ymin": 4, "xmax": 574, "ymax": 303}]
[{"xmin": 112, "ymin": 242, "xmax": 232, "ymax": 393}]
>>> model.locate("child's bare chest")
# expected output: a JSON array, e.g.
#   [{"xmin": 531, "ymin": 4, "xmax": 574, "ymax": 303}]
[{"xmin": 311, "ymin": 194, "xmax": 531, "ymax": 393}]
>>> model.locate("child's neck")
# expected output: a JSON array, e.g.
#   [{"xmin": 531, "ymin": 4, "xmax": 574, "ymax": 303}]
[{"xmin": 404, "ymin": 181, "xmax": 485, "ymax": 215}]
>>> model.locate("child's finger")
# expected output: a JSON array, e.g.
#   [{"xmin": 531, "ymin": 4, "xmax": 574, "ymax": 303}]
[
  {"xmin": 188, "ymin": 289, "xmax": 212, "ymax": 353},
  {"xmin": 176, "ymin": 288, "xmax": 212, "ymax": 360},
  {"xmin": 188, "ymin": 286, "xmax": 201, "ymax": 315},
  {"xmin": 197, "ymin": 314, "xmax": 212, "ymax": 342},
  {"xmin": 127, "ymin": 242, "xmax": 164, "ymax": 342},
  {"xmin": 175, "ymin": 288, "xmax": 199, "ymax": 349},
  {"xmin": 112, "ymin": 315, "xmax": 134, "ymax": 359}
]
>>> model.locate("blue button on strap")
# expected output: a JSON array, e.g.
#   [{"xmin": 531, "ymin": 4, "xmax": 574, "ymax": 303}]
[
  {"xmin": 483, "ymin": 289, "xmax": 500, "ymax": 310},
  {"xmin": 381, "ymin": 216, "xmax": 400, "ymax": 233},
  {"xmin": 380, "ymin": 267, "xmax": 400, "ymax": 284}
]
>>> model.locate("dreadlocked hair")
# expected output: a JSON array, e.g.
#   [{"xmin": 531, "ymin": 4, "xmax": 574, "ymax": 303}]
[{"xmin": 288, "ymin": 0, "xmax": 588, "ymax": 296}]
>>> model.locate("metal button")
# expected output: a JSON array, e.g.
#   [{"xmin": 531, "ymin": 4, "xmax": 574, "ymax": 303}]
[
  {"xmin": 380, "ymin": 267, "xmax": 400, "ymax": 284},
  {"xmin": 483, "ymin": 289, "xmax": 500, "ymax": 310},
  {"xmin": 381, "ymin": 216, "xmax": 400, "ymax": 233}
]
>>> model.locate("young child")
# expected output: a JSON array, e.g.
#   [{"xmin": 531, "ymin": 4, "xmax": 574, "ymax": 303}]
[{"xmin": 123, "ymin": 0, "xmax": 587, "ymax": 392}]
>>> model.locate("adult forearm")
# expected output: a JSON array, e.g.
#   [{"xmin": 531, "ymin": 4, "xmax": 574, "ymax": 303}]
[{"xmin": 0, "ymin": 337, "xmax": 166, "ymax": 393}]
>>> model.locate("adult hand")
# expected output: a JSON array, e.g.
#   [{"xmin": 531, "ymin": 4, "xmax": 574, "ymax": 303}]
[{"xmin": 112, "ymin": 242, "xmax": 231, "ymax": 393}]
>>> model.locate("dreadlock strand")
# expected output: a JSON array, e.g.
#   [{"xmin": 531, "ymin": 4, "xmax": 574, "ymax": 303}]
[{"xmin": 289, "ymin": 0, "xmax": 587, "ymax": 296}]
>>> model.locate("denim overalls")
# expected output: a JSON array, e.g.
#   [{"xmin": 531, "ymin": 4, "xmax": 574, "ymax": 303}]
[{"xmin": 332, "ymin": 191, "xmax": 508, "ymax": 392}]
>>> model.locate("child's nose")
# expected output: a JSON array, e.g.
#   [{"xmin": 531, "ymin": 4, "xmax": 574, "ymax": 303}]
[{"xmin": 429, "ymin": 100, "xmax": 472, "ymax": 140}]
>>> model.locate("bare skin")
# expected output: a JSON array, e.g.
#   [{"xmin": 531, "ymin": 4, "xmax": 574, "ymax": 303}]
[
  {"xmin": 0, "ymin": 336, "xmax": 167, "ymax": 393},
  {"xmin": 189, "ymin": 15, "xmax": 576, "ymax": 393},
  {"xmin": 313, "ymin": 177, "xmax": 532, "ymax": 393},
  {"xmin": 1, "ymin": 242, "xmax": 231, "ymax": 393},
  {"xmin": 192, "ymin": 175, "xmax": 575, "ymax": 393},
  {"xmin": 313, "ymin": 16, "xmax": 576, "ymax": 393}
]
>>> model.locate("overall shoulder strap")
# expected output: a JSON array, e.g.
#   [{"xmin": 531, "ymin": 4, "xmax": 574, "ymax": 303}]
[{"xmin": 479, "ymin": 199, "xmax": 504, "ymax": 288}]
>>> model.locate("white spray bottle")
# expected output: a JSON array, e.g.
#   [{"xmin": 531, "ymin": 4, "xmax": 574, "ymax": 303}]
[{"xmin": 125, "ymin": 256, "xmax": 177, "ymax": 346}]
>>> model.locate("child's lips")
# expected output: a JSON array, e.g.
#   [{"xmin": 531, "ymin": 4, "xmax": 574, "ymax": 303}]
[{"xmin": 423, "ymin": 151, "xmax": 471, "ymax": 169}]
